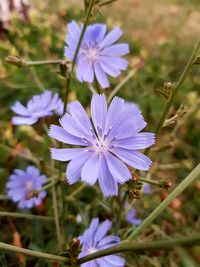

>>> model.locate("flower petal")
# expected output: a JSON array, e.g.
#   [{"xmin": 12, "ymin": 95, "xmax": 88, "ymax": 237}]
[
  {"xmin": 83, "ymin": 60, "xmax": 94, "ymax": 83},
  {"xmin": 81, "ymin": 153, "xmax": 99, "ymax": 185},
  {"xmin": 51, "ymin": 148, "xmax": 87, "ymax": 162},
  {"xmin": 106, "ymin": 152, "xmax": 131, "ymax": 184},
  {"xmin": 111, "ymin": 147, "xmax": 152, "ymax": 171},
  {"xmin": 98, "ymin": 153, "xmax": 118, "ymax": 197},
  {"xmin": 91, "ymin": 94, "xmax": 107, "ymax": 136},
  {"xmin": 94, "ymin": 219, "xmax": 111, "ymax": 245},
  {"xmin": 49, "ymin": 125, "xmax": 87, "ymax": 146},
  {"xmin": 94, "ymin": 62, "xmax": 109, "ymax": 88},
  {"xmin": 101, "ymin": 27, "xmax": 123, "ymax": 48},
  {"xmin": 12, "ymin": 116, "xmax": 38, "ymax": 125},
  {"xmin": 114, "ymin": 133, "xmax": 155, "ymax": 149},
  {"xmin": 66, "ymin": 152, "xmax": 91, "ymax": 184},
  {"xmin": 102, "ymin": 43, "xmax": 129, "ymax": 57},
  {"xmin": 11, "ymin": 101, "xmax": 29, "ymax": 116}
]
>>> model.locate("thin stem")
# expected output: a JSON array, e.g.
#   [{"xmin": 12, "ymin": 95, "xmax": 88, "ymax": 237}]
[
  {"xmin": 1, "ymin": 235, "xmax": 200, "ymax": 264},
  {"xmin": 66, "ymin": 183, "xmax": 87, "ymax": 201},
  {"xmin": 52, "ymin": 182, "xmax": 62, "ymax": 251},
  {"xmin": 71, "ymin": 0, "xmax": 96, "ymax": 72},
  {"xmin": 146, "ymin": 39, "xmax": 200, "ymax": 156},
  {"xmin": 0, "ymin": 211, "xmax": 54, "ymax": 221},
  {"xmin": 107, "ymin": 69, "xmax": 136, "ymax": 104},
  {"xmin": 78, "ymin": 234, "xmax": 200, "ymax": 264},
  {"xmin": 0, "ymin": 242, "xmax": 68, "ymax": 263},
  {"xmin": 99, "ymin": 0, "xmax": 118, "ymax": 7},
  {"xmin": 36, "ymin": 180, "xmax": 58, "ymax": 194},
  {"xmin": 114, "ymin": 192, "xmax": 128, "ymax": 235},
  {"xmin": 139, "ymin": 177, "xmax": 160, "ymax": 186},
  {"xmin": 6, "ymin": 56, "xmax": 66, "ymax": 68},
  {"xmin": 127, "ymin": 162, "xmax": 200, "ymax": 240}
]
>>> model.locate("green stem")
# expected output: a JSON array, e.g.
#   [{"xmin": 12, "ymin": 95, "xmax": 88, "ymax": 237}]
[
  {"xmin": 78, "ymin": 234, "xmax": 200, "ymax": 264},
  {"xmin": 36, "ymin": 180, "xmax": 58, "ymax": 194},
  {"xmin": 114, "ymin": 192, "xmax": 128, "ymax": 235},
  {"xmin": 6, "ymin": 56, "xmax": 66, "ymax": 68},
  {"xmin": 99, "ymin": 0, "xmax": 118, "ymax": 7},
  {"xmin": 0, "ymin": 211, "xmax": 54, "ymax": 221},
  {"xmin": 145, "ymin": 39, "xmax": 200, "ymax": 155},
  {"xmin": 107, "ymin": 69, "xmax": 136, "ymax": 104},
  {"xmin": 1, "ymin": 235, "xmax": 200, "ymax": 264},
  {"xmin": 0, "ymin": 242, "xmax": 68, "ymax": 263},
  {"xmin": 156, "ymin": 39, "xmax": 200, "ymax": 136},
  {"xmin": 139, "ymin": 177, "xmax": 160, "ymax": 186},
  {"xmin": 66, "ymin": 183, "xmax": 87, "ymax": 201},
  {"xmin": 127, "ymin": 162, "xmax": 200, "ymax": 240},
  {"xmin": 71, "ymin": 0, "xmax": 96, "ymax": 72}
]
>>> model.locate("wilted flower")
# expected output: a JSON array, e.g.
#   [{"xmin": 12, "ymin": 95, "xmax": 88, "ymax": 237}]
[
  {"xmin": 64, "ymin": 21, "xmax": 129, "ymax": 88},
  {"xmin": 78, "ymin": 218, "xmax": 125, "ymax": 267},
  {"xmin": 11, "ymin": 90, "xmax": 64, "ymax": 125},
  {"xmin": 49, "ymin": 94, "xmax": 154, "ymax": 197},
  {"xmin": 6, "ymin": 166, "xmax": 47, "ymax": 209}
]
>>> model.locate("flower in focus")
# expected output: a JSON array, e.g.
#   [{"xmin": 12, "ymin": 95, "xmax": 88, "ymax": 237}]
[
  {"xmin": 49, "ymin": 94, "xmax": 155, "ymax": 197},
  {"xmin": 6, "ymin": 166, "xmax": 47, "ymax": 209},
  {"xmin": 64, "ymin": 21, "xmax": 129, "ymax": 88},
  {"xmin": 11, "ymin": 90, "xmax": 64, "ymax": 125},
  {"xmin": 78, "ymin": 218, "xmax": 125, "ymax": 267}
]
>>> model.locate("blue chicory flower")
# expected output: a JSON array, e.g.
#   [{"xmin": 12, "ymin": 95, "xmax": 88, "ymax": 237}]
[
  {"xmin": 64, "ymin": 21, "xmax": 129, "ymax": 88},
  {"xmin": 124, "ymin": 201, "xmax": 141, "ymax": 225},
  {"xmin": 11, "ymin": 90, "xmax": 64, "ymax": 125},
  {"xmin": 6, "ymin": 166, "xmax": 47, "ymax": 209},
  {"xmin": 78, "ymin": 218, "xmax": 125, "ymax": 267},
  {"xmin": 49, "ymin": 94, "xmax": 155, "ymax": 197},
  {"xmin": 143, "ymin": 183, "xmax": 151, "ymax": 194}
]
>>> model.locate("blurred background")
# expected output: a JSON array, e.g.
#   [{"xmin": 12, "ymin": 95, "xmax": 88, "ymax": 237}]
[{"xmin": 0, "ymin": 0, "xmax": 200, "ymax": 266}]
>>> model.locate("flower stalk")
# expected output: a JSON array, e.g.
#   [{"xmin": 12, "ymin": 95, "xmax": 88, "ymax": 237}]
[{"xmin": 127, "ymin": 162, "xmax": 200, "ymax": 240}]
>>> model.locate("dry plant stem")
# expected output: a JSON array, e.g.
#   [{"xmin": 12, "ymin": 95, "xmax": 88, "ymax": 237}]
[
  {"xmin": 127, "ymin": 162, "xmax": 200, "ymax": 240},
  {"xmin": 0, "ymin": 211, "xmax": 54, "ymax": 221},
  {"xmin": 99, "ymin": 0, "xmax": 118, "ymax": 7},
  {"xmin": 1, "ymin": 234, "xmax": 200, "ymax": 264},
  {"xmin": 71, "ymin": 0, "xmax": 96, "ymax": 72}
]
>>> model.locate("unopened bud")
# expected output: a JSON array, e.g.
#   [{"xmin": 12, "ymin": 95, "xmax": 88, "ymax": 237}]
[
  {"xmin": 70, "ymin": 238, "xmax": 80, "ymax": 253},
  {"xmin": 159, "ymin": 179, "xmax": 172, "ymax": 190},
  {"xmin": 194, "ymin": 55, "xmax": 200, "ymax": 64},
  {"xmin": 128, "ymin": 189, "xmax": 140, "ymax": 199},
  {"xmin": 6, "ymin": 56, "xmax": 27, "ymax": 67},
  {"xmin": 59, "ymin": 61, "xmax": 68, "ymax": 77}
]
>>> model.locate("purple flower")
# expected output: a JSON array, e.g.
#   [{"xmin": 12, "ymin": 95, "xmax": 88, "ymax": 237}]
[
  {"xmin": 6, "ymin": 166, "xmax": 47, "ymax": 209},
  {"xmin": 49, "ymin": 94, "xmax": 155, "ymax": 197},
  {"xmin": 11, "ymin": 90, "xmax": 64, "ymax": 125},
  {"xmin": 78, "ymin": 218, "xmax": 125, "ymax": 267},
  {"xmin": 125, "ymin": 206, "xmax": 141, "ymax": 226},
  {"xmin": 143, "ymin": 183, "xmax": 151, "ymax": 194},
  {"xmin": 64, "ymin": 21, "xmax": 129, "ymax": 88}
]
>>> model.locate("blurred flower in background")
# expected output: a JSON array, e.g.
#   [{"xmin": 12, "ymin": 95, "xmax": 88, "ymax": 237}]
[
  {"xmin": 6, "ymin": 166, "xmax": 47, "ymax": 209},
  {"xmin": 78, "ymin": 218, "xmax": 125, "ymax": 267},
  {"xmin": 64, "ymin": 21, "xmax": 129, "ymax": 88},
  {"xmin": 11, "ymin": 90, "xmax": 64, "ymax": 125}
]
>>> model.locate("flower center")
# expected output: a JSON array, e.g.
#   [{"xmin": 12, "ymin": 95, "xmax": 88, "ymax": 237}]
[
  {"xmin": 25, "ymin": 180, "xmax": 33, "ymax": 191},
  {"xmin": 93, "ymin": 137, "xmax": 109, "ymax": 153},
  {"xmin": 87, "ymin": 47, "xmax": 98, "ymax": 61},
  {"xmin": 87, "ymin": 247, "xmax": 97, "ymax": 255}
]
